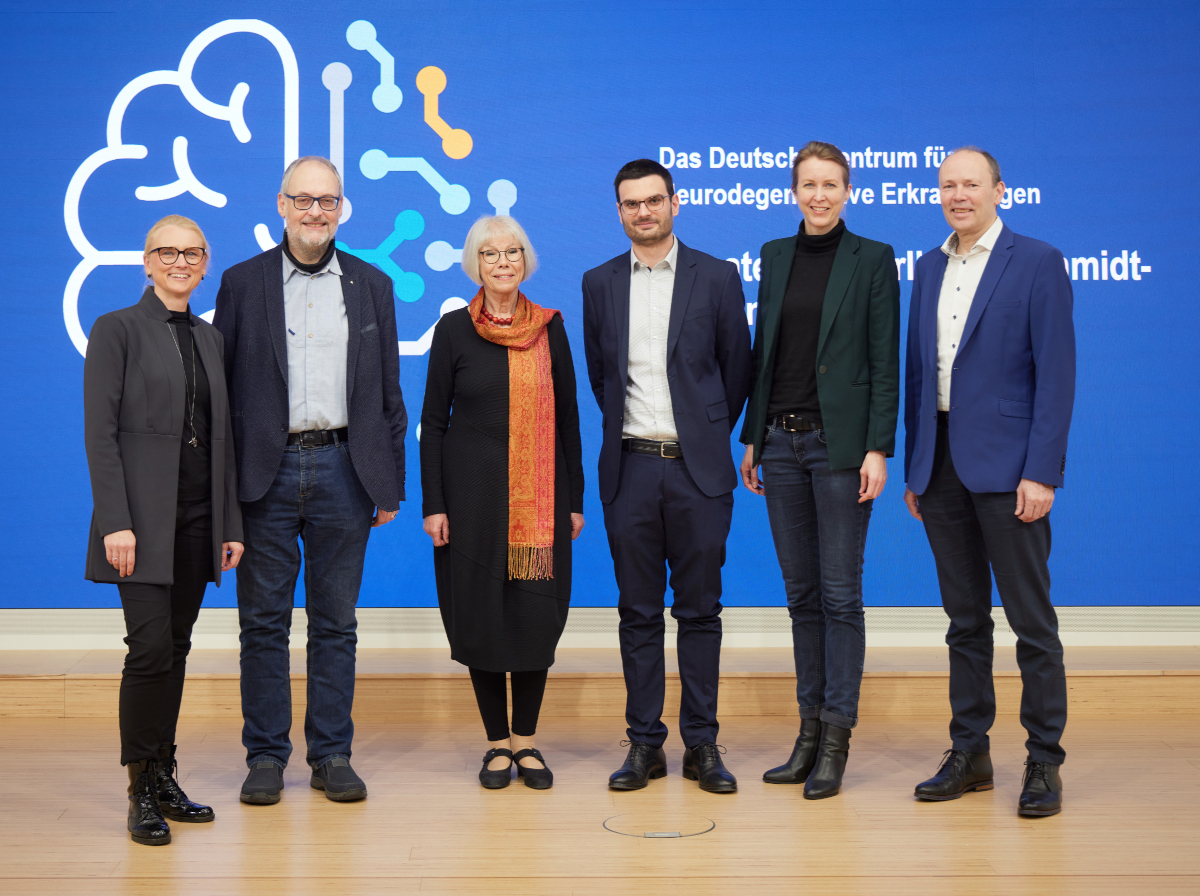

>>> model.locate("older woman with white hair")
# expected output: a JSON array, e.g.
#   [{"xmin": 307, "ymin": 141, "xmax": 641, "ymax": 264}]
[{"xmin": 420, "ymin": 215, "xmax": 585, "ymax": 790}]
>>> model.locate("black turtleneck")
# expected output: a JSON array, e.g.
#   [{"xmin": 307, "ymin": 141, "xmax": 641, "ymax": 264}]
[
  {"xmin": 168, "ymin": 307, "xmax": 212, "ymax": 516},
  {"xmin": 765, "ymin": 219, "xmax": 846, "ymax": 425},
  {"xmin": 282, "ymin": 233, "xmax": 336, "ymax": 274}
]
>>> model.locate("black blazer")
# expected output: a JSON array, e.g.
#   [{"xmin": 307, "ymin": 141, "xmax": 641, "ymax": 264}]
[
  {"xmin": 83, "ymin": 288, "xmax": 243, "ymax": 585},
  {"xmin": 582, "ymin": 240, "xmax": 753, "ymax": 503},
  {"xmin": 213, "ymin": 246, "xmax": 408, "ymax": 509},
  {"xmin": 740, "ymin": 227, "xmax": 901, "ymax": 470}
]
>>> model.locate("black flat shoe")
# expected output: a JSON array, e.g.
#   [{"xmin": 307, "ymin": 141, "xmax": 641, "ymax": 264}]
[
  {"xmin": 803, "ymin": 723, "xmax": 851, "ymax": 800},
  {"xmin": 514, "ymin": 748, "xmax": 553, "ymax": 790},
  {"xmin": 915, "ymin": 750, "xmax": 994, "ymax": 801},
  {"xmin": 156, "ymin": 745, "xmax": 214, "ymax": 822},
  {"xmin": 1018, "ymin": 760, "xmax": 1062, "ymax": 817},
  {"xmin": 479, "ymin": 748, "xmax": 513, "ymax": 789},
  {"xmin": 609, "ymin": 741, "xmax": 667, "ymax": 790},
  {"xmin": 763, "ymin": 719, "xmax": 822, "ymax": 784},
  {"xmin": 682, "ymin": 742, "xmax": 737, "ymax": 793},
  {"xmin": 127, "ymin": 759, "xmax": 171, "ymax": 846},
  {"xmin": 240, "ymin": 761, "xmax": 284, "ymax": 805},
  {"xmin": 310, "ymin": 758, "xmax": 367, "ymax": 802}
]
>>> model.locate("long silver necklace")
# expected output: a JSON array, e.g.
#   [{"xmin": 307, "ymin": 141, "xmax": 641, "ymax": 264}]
[{"xmin": 167, "ymin": 320, "xmax": 199, "ymax": 448}]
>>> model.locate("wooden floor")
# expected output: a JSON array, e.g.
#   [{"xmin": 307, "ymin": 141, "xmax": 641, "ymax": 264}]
[
  {"xmin": 2, "ymin": 645, "xmax": 1199, "ymax": 893},
  {"xmin": 3, "ymin": 712, "xmax": 1198, "ymax": 895}
]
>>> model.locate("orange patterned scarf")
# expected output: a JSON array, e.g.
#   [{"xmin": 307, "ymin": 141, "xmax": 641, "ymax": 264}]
[{"xmin": 468, "ymin": 289, "xmax": 560, "ymax": 580}]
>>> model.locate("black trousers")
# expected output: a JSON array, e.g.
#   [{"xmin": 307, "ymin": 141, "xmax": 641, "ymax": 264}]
[
  {"xmin": 919, "ymin": 422, "xmax": 1067, "ymax": 765},
  {"xmin": 468, "ymin": 668, "xmax": 549, "ymax": 741},
  {"xmin": 602, "ymin": 452, "xmax": 733, "ymax": 749},
  {"xmin": 116, "ymin": 522, "xmax": 212, "ymax": 765}
]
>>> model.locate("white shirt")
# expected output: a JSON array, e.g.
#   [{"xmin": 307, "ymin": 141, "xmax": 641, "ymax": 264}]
[
  {"xmin": 936, "ymin": 216, "xmax": 1004, "ymax": 411},
  {"xmin": 623, "ymin": 236, "xmax": 679, "ymax": 441},
  {"xmin": 282, "ymin": 249, "xmax": 349, "ymax": 431}
]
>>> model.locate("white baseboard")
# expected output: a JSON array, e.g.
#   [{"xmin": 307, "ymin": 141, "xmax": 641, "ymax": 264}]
[{"xmin": 1, "ymin": 606, "xmax": 1198, "ymax": 650}]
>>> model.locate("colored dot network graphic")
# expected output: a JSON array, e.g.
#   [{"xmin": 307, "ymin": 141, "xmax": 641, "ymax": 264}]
[{"xmin": 63, "ymin": 18, "xmax": 518, "ymax": 357}]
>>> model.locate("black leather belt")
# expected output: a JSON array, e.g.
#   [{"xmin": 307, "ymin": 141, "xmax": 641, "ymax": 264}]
[
  {"xmin": 287, "ymin": 427, "xmax": 348, "ymax": 447},
  {"xmin": 770, "ymin": 414, "xmax": 820, "ymax": 432},
  {"xmin": 623, "ymin": 438, "xmax": 683, "ymax": 459}
]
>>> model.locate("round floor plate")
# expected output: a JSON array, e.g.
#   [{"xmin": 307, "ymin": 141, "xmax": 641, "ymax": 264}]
[{"xmin": 603, "ymin": 813, "xmax": 715, "ymax": 838}]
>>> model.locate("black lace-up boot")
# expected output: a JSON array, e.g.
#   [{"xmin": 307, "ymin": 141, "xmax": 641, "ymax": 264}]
[
  {"xmin": 127, "ymin": 759, "xmax": 171, "ymax": 845},
  {"xmin": 156, "ymin": 745, "xmax": 215, "ymax": 822},
  {"xmin": 914, "ymin": 749, "xmax": 994, "ymax": 800}
]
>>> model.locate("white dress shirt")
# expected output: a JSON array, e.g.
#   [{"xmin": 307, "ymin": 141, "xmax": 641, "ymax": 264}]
[
  {"xmin": 623, "ymin": 236, "xmax": 679, "ymax": 441},
  {"xmin": 936, "ymin": 216, "xmax": 1004, "ymax": 411},
  {"xmin": 283, "ymin": 249, "xmax": 349, "ymax": 431}
]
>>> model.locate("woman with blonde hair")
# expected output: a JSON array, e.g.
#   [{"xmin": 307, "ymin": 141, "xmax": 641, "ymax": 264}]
[
  {"xmin": 84, "ymin": 215, "xmax": 243, "ymax": 843},
  {"xmin": 420, "ymin": 215, "xmax": 585, "ymax": 790},
  {"xmin": 739, "ymin": 142, "xmax": 900, "ymax": 799}
]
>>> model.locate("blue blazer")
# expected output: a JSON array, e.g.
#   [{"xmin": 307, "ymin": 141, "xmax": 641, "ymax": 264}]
[
  {"xmin": 213, "ymin": 246, "xmax": 408, "ymax": 509},
  {"xmin": 904, "ymin": 223, "xmax": 1075, "ymax": 495},
  {"xmin": 582, "ymin": 240, "xmax": 752, "ymax": 503}
]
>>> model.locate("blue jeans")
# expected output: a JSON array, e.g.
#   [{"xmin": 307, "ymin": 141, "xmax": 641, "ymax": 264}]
[
  {"xmin": 759, "ymin": 425, "xmax": 871, "ymax": 728},
  {"xmin": 237, "ymin": 440, "xmax": 375, "ymax": 769}
]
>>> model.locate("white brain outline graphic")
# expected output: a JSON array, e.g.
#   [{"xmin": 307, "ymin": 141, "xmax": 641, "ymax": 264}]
[{"xmin": 63, "ymin": 19, "xmax": 300, "ymax": 356}]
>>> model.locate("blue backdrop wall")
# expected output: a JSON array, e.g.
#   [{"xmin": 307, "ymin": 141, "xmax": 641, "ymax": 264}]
[{"xmin": 2, "ymin": 0, "xmax": 1196, "ymax": 609}]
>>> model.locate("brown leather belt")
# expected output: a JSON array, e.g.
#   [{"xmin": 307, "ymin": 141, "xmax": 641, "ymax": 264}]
[
  {"xmin": 622, "ymin": 438, "xmax": 683, "ymax": 459},
  {"xmin": 286, "ymin": 427, "xmax": 348, "ymax": 447}
]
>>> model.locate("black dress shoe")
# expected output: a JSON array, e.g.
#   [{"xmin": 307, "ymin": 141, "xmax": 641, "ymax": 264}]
[
  {"xmin": 155, "ymin": 745, "xmax": 214, "ymax": 822},
  {"xmin": 682, "ymin": 742, "xmax": 737, "ymax": 793},
  {"xmin": 608, "ymin": 741, "xmax": 667, "ymax": 791},
  {"xmin": 127, "ymin": 759, "xmax": 171, "ymax": 846},
  {"xmin": 514, "ymin": 748, "xmax": 553, "ymax": 790},
  {"xmin": 914, "ymin": 750, "xmax": 994, "ymax": 801},
  {"xmin": 310, "ymin": 758, "xmax": 367, "ymax": 801},
  {"xmin": 240, "ymin": 761, "xmax": 284, "ymax": 805},
  {"xmin": 1018, "ymin": 760, "xmax": 1062, "ymax": 817},
  {"xmin": 479, "ymin": 748, "xmax": 514, "ymax": 789},
  {"xmin": 763, "ymin": 719, "xmax": 822, "ymax": 784},
  {"xmin": 803, "ymin": 723, "xmax": 852, "ymax": 800}
]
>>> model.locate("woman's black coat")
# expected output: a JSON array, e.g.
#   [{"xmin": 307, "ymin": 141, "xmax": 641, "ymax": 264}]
[{"xmin": 83, "ymin": 287, "xmax": 242, "ymax": 585}]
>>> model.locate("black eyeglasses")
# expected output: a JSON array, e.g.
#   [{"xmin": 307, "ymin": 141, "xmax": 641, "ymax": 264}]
[
  {"xmin": 619, "ymin": 194, "xmax": 669, "ymax": 214},
  {"xmin": 148, "ymin": 247, "xmax": 207, "ymax": 265},
  {"xmin": 479, "ymin": 248, "xmax": 525, "ymax": 263},
  {"xmin": 283, "ymin": 193, "xmax": 342, "ymax": 211}
]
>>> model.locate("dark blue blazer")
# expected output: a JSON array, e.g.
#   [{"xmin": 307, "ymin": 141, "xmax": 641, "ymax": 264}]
[
  {"xmin": 582, "ymin": 240, "xmax": 752, "ymax": 503},
  {"xmin": 213, "ymin": 246, "xmax": 407, "ymax": 509},
  {"xmin": 904, "ymin": 223, "xmax": 1075, "ymax": 495}
]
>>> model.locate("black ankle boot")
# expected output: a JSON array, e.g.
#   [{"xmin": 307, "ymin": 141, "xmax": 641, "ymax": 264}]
[
  {"xmin": 763, "ymin": 719, "xmax": 822, "ymax": 784},
  {"xmin": 156, "ymin": 745, "xmax": 215, "ymax": 822},
  {"xmin": 127, "ymin": 759, "xmax": 171, "ymax": 845},
  {"xmin": 803, "ymin": 723, "xmax": 851, "ymax": 800}
]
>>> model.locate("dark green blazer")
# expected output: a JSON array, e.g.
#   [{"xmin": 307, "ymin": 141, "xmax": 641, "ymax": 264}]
[{"xmin": 739, "ymin": 226, "xmax": 901, "ymax": 471}]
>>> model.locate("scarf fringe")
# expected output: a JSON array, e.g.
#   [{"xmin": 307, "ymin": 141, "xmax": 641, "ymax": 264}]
[{"xmin": 508, "ymin": 544, "xmax": 554, "ymax": 581}]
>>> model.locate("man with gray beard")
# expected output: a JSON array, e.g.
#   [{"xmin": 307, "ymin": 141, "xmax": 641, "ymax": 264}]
[{"xmin": 213, "ymin": 156, "xmax": 407, "ymax": 805}]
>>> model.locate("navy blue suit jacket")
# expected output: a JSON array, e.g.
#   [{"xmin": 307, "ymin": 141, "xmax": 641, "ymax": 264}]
[
  {"xmin": 213, "ymin": 245, "xmax": 407, "ymax": 509},
  {"xmin": 582, "ymin": 240, "xmax": 752, "ymax": 503},
  {"xmin": 904, "ymin": 223, "xmax": 1075, "ymax": 495}
]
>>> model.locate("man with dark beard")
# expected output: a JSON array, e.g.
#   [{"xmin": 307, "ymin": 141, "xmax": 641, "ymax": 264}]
[
  {"xmin": 213, "ymin": 156, "xmax": 407, "ymax": 805},
  {"xmin": 582, "ymin": 159, "xmax": 752, "ymax": 792}
]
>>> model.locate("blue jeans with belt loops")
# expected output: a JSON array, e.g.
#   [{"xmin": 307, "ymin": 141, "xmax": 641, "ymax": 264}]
[
  {"xmin": 237, "ymin": 440, "xmax": 375, "ymax": 769},
  {"xmin": 759, "ymin": 423, "xmax": 871, "ymax": 728}
]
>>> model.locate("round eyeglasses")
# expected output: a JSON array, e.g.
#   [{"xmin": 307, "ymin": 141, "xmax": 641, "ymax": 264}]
[
  {"xmin": 148, "ymin": 247, "xmax": 207, "ymax": 265},
  {"xmin": 479, "ymin": 248, "xmax": 525, "ymax": 264},
  {"xmin": 283, "ymin": 193, "xmax": 342, "ymax": 211},
  {"xmin": 619, "ymin": 194, "xmax": 669, "ymax": 215}
]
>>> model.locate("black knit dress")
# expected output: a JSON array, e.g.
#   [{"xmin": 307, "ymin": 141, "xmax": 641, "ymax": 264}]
[{"xmin": 419, "ymin": 307, "xmax": 585, "ymax": 672}]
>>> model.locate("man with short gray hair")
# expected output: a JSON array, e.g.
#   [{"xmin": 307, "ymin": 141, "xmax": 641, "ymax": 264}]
[
  {"xmin": 214, "ymin": 156, "xmax": 407, "ymax": 805},
  {"xmin": 903, "ymin": 147, "xmax": 1075, "ymax": 817}
]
